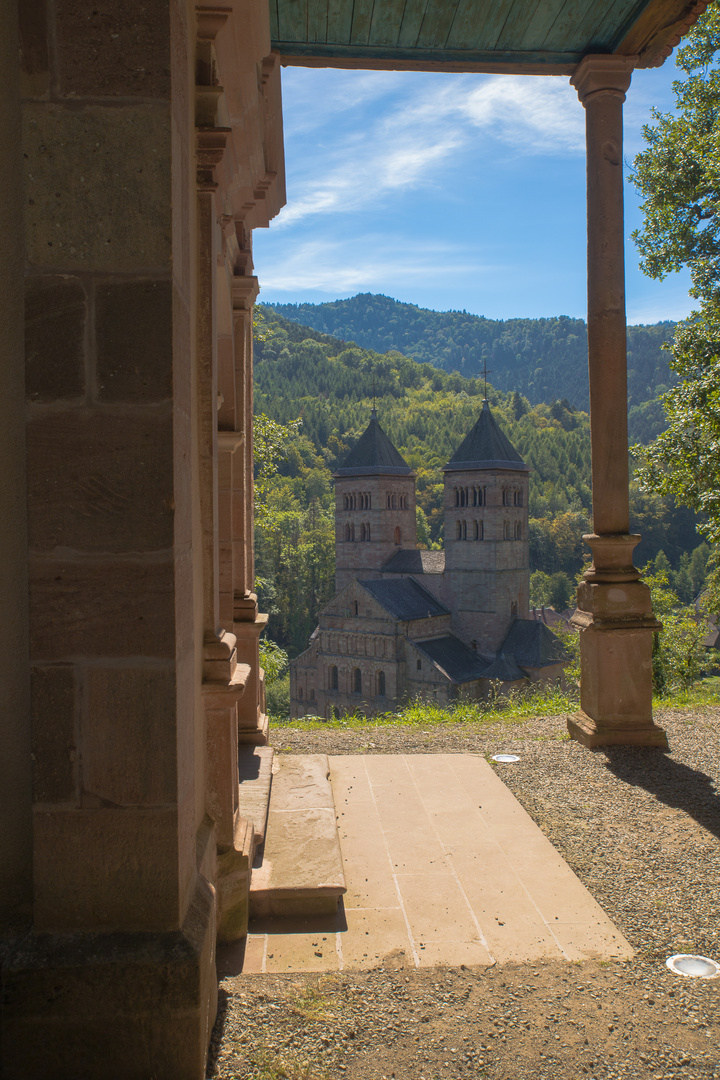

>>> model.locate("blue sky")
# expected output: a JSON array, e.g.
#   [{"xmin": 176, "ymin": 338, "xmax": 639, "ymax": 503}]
[{"xmin": 253, "ymin": 62, "xmax": 693, "ymax": 325}]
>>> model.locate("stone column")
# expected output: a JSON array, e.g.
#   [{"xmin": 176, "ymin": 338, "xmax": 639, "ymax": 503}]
[
  {"xmin": 196, "ymin": 8, "xmax": 254, "ymax": 942},
  {"xmin": 569, "ymin": 55, "xmax": 667, "ymax": 749},
  {"xmin": 2, "ymin": 4, "xmax": 218, "ymax": 1076},
  {"xmin": 0, "ymin": 0, "xmax": 32, "ymax": 937},
  {"xmin": 230, "ymin": 274, "xmax": 269, "ymax": 744}
]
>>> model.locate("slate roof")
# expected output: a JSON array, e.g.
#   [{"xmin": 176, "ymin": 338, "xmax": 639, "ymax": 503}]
[
  {"xmin": 359, "ymin": 577, "xmax": 449, "ymax": 621},
  {"xmin": 482, "ymin": 654, "xmax": 528, "ymax": 682},
  {"xmin": 445, "ymin": 400, "xmax": 527, "ymax": 473},
  {"xmin": 335, "ymin": 411, "xmax": 413, "ymax": 476},
  {"xmin": 413, "ymin": 636, "xmax": 489, "ymax": 684},
  {"xmin": 500, "ymin": 618, "xmax": 570, "ymax": 668},
  {"xmin": 381, "ymin": 549, "xmax": 446, "ymax": 575}
]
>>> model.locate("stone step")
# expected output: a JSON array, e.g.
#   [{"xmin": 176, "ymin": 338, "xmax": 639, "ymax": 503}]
[
  {"xmin": 249, "ymin": 754, "xmax": 347, "ymax": 919},
  {"xmin": 237, "ymin": 745, "xmax": 275, "ymax": 848}
]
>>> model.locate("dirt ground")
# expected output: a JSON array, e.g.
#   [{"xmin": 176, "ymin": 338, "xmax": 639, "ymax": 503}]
[{"xmin": 207, "ymin": 707, "xmax": 720, "ymax": 1080}]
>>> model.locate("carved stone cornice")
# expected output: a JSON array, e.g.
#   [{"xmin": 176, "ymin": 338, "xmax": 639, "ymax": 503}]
[{"xmin": 231, "ymin": 274, "xmax": 260, "ymax": 312}]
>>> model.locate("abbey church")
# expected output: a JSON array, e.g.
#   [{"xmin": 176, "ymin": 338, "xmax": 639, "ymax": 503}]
[{"xmin": 290, "ymin": 401, "xmax": 568, "ymax": 718}]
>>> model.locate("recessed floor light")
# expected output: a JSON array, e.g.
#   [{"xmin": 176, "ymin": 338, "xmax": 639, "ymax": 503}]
[
  {"xmin": 666, "ymin": 954, "xmax": 720, "ymax": 978},
  {"xmin": 492, "ymin": 754, "xmax": 520, "ymax": 763}
]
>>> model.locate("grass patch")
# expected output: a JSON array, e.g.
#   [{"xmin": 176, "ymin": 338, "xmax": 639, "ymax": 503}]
[
  {"xmin": 653, "ymin": 680, "xmax": 720, "ymax": 709},
  {"xmin": 279, "ymin": 684, "xmax": 582, "ymax": 731}
]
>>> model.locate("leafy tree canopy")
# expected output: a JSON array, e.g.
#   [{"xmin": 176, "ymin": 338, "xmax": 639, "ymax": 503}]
[{"xmin": 631, "ymin": 7, "xmax": 720, "ymax": 576}]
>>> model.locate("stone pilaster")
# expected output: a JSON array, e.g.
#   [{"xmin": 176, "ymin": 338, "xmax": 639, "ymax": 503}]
[{"xmin": 569, "ymin": 56, "xmax": 667, "ymax": 749}]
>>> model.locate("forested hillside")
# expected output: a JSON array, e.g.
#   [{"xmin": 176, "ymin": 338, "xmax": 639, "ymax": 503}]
[
  {"xmin": 254, "ymin": 307, "xmax": 704, "ymax": 656},
  {"xmin": 267, "ymin": 294, "xmax": 674, "ymax": 435}
]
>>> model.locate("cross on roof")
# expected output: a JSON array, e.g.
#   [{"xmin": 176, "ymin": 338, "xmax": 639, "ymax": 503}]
[{"xmin": 481, "ymin": 357, "xmax": 493, "ymax": 401}]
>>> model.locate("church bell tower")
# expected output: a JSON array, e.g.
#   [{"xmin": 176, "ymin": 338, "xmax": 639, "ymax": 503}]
[{"xmin": 333, "ymin": 411, "xmax": 416, "ymax": 592}]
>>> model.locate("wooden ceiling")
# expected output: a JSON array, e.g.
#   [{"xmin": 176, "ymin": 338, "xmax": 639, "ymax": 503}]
[{"xmin": 270, "ymin": 0, "xmax": 709, "ymax": 73}]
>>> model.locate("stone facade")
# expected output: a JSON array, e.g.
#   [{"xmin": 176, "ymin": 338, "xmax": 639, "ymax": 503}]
[{"xmin": 291, "ymin": 405, "xmax": 568, "ymax": 719}]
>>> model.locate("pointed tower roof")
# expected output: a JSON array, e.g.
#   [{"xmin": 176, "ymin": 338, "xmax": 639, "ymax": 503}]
[
  {"xmin": 444, "ymin": 400, "xmax": 528, "ymax": 473},
  {"xmin": 334, "ymin": 411, "xmax": 413, "ymax": 477}
]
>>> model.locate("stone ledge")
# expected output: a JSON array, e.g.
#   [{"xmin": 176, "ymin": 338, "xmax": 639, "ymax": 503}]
[{"xmin": 249, "ymin": 755, "xmax": 346, "ymax": 919}]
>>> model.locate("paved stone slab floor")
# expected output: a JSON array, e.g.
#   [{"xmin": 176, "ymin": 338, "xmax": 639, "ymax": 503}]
[{"xmin": 242, "ymin": 754, "xmax": 632, "ymax": 973}]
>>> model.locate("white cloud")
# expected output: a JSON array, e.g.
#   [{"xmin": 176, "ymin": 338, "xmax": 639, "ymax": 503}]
[
  {"xmin": 256, "ymin": 236, "xmax": 500, "ymax": 295},
  {"xmin": 276, "ymin": 70, "xmax": 588, "ymax": 228}
]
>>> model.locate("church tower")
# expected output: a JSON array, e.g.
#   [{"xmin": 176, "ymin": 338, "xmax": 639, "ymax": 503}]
[
  {"xmin": 443, "ymin": 400, "xmax": 529, "ymax": 654},
  {"xmin": 333, "ymin": 411, "xmax": 416, "ymax": 592}
]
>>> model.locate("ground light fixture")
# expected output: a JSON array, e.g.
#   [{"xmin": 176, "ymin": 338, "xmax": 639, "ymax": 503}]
[
  {"xmin": 666, "ymin": 954, "xmax": 720, "ymax": 978},
  {"xmin": 491, "ymin": 754, "xmax": 520, "ymax": 763}
]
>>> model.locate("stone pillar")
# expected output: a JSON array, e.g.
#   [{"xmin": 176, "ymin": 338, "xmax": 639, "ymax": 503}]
[
  {"xmin": 230, "ymin": 274, "xmax": 269, "ymax": 745},
  {"xmin": 0, "ymin": 0, "xmax": 32, "ymax": 940},
  {"xmin": 569, "ymin": 55, "xmax": 667, "ymax": 749},
  {"xmin": 1, "ymin": 4, "xmax": 218, "ymax": 1076},
  {"xmin": 195, "ymin": 8, "xmax": 254, "ymax": 942}
]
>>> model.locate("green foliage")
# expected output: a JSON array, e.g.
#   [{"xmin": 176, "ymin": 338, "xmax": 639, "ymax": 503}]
[
  {"xmin": 258, "ymin": 637, "xmax": 289, "ymax": 682},
  {"xmin": 642, "ymin": 566, "xmax": 707, "ymax": 695},
  {"xmin": 529, "ymin": 570, "xmax": 574, "ymax": 611},
  {"xmin": 631, "ymin": 8, "xmax": 720, "ymax": 577},
  {"xmin": 266, "ymin": 295, "xmax": 675, "ymax": 419}
]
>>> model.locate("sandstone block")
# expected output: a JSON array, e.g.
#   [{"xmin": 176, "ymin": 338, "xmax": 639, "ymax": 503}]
[
  {"xmin": 33, "ymin": 806, "xmax": 179, "ymax": 931},
  {"xmin": 26, "ymin": 409, "xmax": 174, "ymax": 552},
  {"xmin": 55, "ymin": 0, "xmax": 171, "ymax": 99},
  {"xmin": 25, "ymin": 275, "xmax": 85, "ymax": 401},
  {"xmin": 31, "ymin": 664, "xmax": 76, "ymax": 804},
  {"xmin": 83, "ymin": 666, "xmax": 177, "ymax": 806},
  {"xmin": 29, "ymin": 556, "xmax": 175, "ymax": 660},
  {"xmin": 23, "ymin": 103, "xmax": 171, "ymax": 271},
  {"xmin": 2, "ymin": 875, "xmax": 216, "ymax": 1080},
  {"xmin": 95, "ymin": 279, "xmax": 172, "ymax": 401}
]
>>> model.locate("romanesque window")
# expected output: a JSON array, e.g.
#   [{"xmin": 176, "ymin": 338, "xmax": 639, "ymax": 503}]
[
  {"xmin": 377, "ymin": 671, "xmax": 386, "ymax": 696},
  {"xmin": 503, "ymin": 521, "xmax": 511, "ymax": 540},
  {"xmin": 514, "ymin": 521, "xmax": 522, "ymax": 539},
  {"xmin": 514, "ymin": 489, "xmax": 523, "ymax": 507},
  {"xmin": 511, "ymin": 601, "xmax": 518, "ymax": 616},
  {"xmin": 455, "ymin": 521, "xmax": 462, "ymax": 540},
  {"xmin": 391, "ymin": 494, "xmax": 397, "ymax": 509},
  {"xmin": 394, "ymin": 526, "xmax": 401, "ymax": 544},
  {"xmin": 310, "ymin": 689, "xmax": 315, "ymax": 701},
  {"xmin": 416, "ymin": 659, "xmax": 422, "ymax": 671},
  {"xmin": 502, "ymin": 487, "xmax": 510, "ymax": 507},
  {"xmin": 330, "ymin": 666, "xmax": 338, "ymax": 690},
  {"xmin": 344, "ymin": 522, "xmax": 355, "ymax": 542},
  {"xmin": 359, "ymin": 523, "xmax": 366, "ymax": 542},
  {"xmin": 354, "ymin": 600, "xmax": 359, "ymax": 616},
  {"xmin": 353, "ymin": 668, "xmax": 362, "ymax": 694},
  {"xmin": 386, "ymin": 494, "xmax": 391, "ymax": 508},
  {"xmin": 454, "ymin": 487, "xmax": 459, "ymax": 507},
  {"xmin": 461, "ymin": 520, "xmax": 467, "ymax": 540},
  {"xmin": 474, "ymin": 520, "xmax": 482, "ymax": 540},
  {"xmin": 298, "ymin": 687, "xmax": 303, "ymax": 700}
]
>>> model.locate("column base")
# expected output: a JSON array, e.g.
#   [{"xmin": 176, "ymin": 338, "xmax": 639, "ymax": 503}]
[
  {"xmin": 216, "ymin": 817, "xmax": 254, "ymax": 943},
  {"xmin": 568, "ymin": 711, "xmax": 668, "ymax": 749},
  {"xmin": 1, "ymin": 875, "xmax": 217, "ymax": 1080}
]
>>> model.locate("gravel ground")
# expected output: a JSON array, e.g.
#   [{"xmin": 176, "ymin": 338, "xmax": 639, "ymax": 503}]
[{"xmin": 208, "ymin": 705, "xmax": 720, "ymax": 1080}]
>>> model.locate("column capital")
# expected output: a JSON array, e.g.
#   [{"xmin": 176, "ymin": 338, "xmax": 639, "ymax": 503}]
[
  {"xmin": 571, "ymin": 54, "xmax": 636, "ymax": 105},
  {"xmin": 231, "ymin": 274, "xmax": 259, "ymax": 311}
]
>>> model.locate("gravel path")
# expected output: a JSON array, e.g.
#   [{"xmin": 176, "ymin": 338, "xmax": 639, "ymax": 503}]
[{"xmin": 209, "ymin": 706, "xmax": 720, "ymax": 1080}]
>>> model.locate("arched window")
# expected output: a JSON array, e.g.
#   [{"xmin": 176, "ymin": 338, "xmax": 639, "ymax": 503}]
[
  {"xmin": 511, "ymin": 601, "xmax": 518, "ymax": 616},
  {"xmin": 343, "ymin": 494, "xmax": 348, "ymax": 510},
  {"xmin": 344, "ymin": 522, "xmax": 351, "ymax": 542},
  {"xmin": 391, "ymin": 494, "xmax": 397, "ymax": 509},
  {"xmin": 416, "ymin": 659, "xmax": 422, "ymax": 671},
  {"xmin": 377, "ymin": 671, "xmax": 385, "ymax": 696},
  {"xmin": 365, "ymin": 523, "xmax": 371, "ymax": 541},
  {"xmin": 387, "ymin": 493, "xmax": 391, "ymax": 508},
  {"xmin": 394, "ymin": 526, "xmax": 401, "ymax": 545},
  {"xmin": 354, "ymin": 600, "xmax": 359, "ymax": 616},
  {"xmin": 454, "ymin": 488, "xmax": 459, "ymax": 507},
  {"xmin": 473, "ymin": 520, "xmax": 479, "ymax": 540},
  {"xmin": 353, "ymin": 668, "xmax": 362, "ymax": 694},
  {"xmin": 517, "ymin": 489, "xmax": 523, "ymax": 507},
  {"xmin": 502, "ymin": 487, "xmax": 510, "ymax": 507},
  {"xmin": 462, "ymin": 520, "xmax": 467, "ymax": 540},
  {"xmin": 504, "ymin": 521, "xmax": 511, "ymax": 540},
  {"xmin": 330, "ymin": 666, "xmax": 338, "ymax": 690},
  {"xmin": 298, "ymin": 687, "xmax": 303, "ymax": 700},
  {"xmin": 359, "ymin": 523, "xmax": 366, "ymax": 541},
  {"xmin": 310, "ymin": 688, "xmax": 315, "ymax": 701},
  {"xmin": 477, "ymin": 520, "xmax": 484, "ymax": 540},
  {"xmin": 456, "ymin": 521, "xmax": 462, "ymax": 540},
  {"xmin": 515, "ymin": 521, "xmax": 522, "ymax": 539}
]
